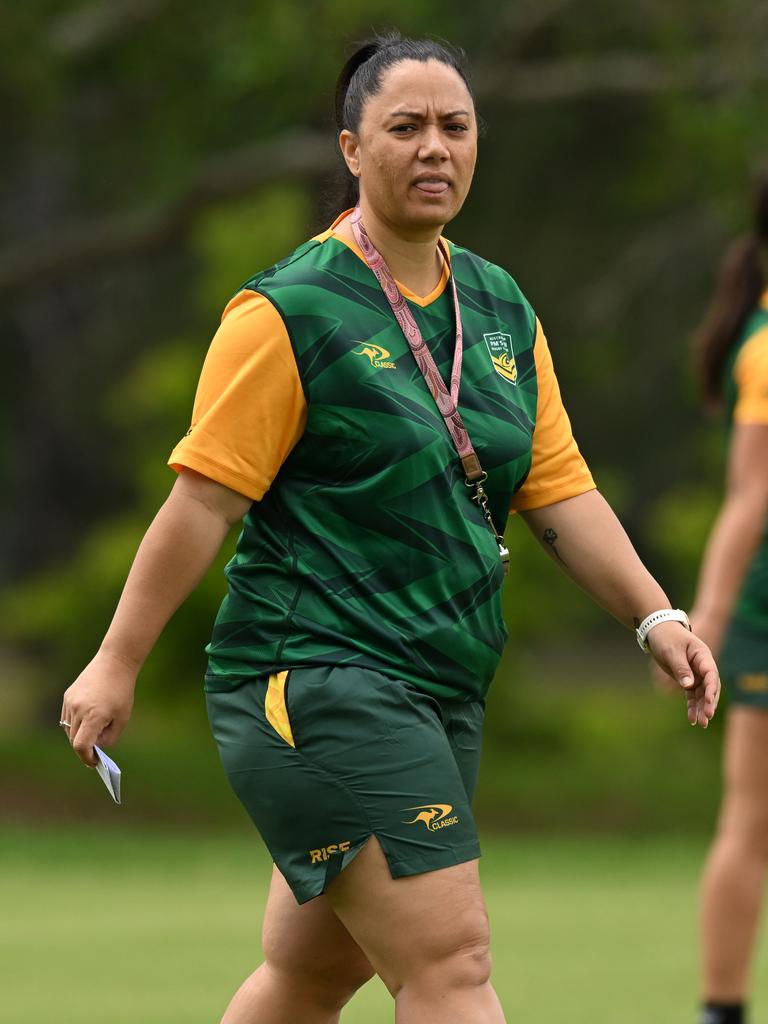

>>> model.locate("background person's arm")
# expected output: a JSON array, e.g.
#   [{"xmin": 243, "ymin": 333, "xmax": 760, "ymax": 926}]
[
  {"xmin": 689, "ymin": 422, "xmax": 768, "ymax": 655},
  {"xmin": 520, "ymin": 489, "xmax": 720, "ymax": 727},
  {"xmin": 61, "ymin": 468, "xmax": 251, "ymax": 766}
]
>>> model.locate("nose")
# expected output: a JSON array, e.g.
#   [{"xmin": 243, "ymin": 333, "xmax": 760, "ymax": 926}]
[{"xmin": 417, "ymin": 125, "xmax": 450, "ymax": 162}]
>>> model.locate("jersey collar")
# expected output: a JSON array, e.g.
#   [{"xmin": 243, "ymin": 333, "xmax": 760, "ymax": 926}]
[{"xmin": 314, "ymin": 209, "xmax": 451, "ymax": 308}]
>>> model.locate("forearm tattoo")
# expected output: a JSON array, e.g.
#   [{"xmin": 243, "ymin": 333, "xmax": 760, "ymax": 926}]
[{"xmin": 542, "ymin": 527, "xmax": 567, "ymax": 566}]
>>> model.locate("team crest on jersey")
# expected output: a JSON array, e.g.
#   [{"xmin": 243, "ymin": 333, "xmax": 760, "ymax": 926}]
[
  {"xmin": 352, "ymin": 343, "xmax": 397, "ymax": 369},
  {"xmin": 483, "ymin": 332, "xmax": 518, "ymax": 384}
]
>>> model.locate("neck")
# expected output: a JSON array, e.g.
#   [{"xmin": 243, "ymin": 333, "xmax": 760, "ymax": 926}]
[{"xmin": 341, "ymin": 202, "xmax": 445, "ymax": 297}]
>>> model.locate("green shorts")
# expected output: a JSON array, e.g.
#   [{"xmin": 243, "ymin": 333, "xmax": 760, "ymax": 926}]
[
  {"xmin": 721, "ymin": 619, "xmax": 768, "ymax": 708},
  {"xmin": 206, "ymin": 665, "xmax": 484, "ymax": 904}
]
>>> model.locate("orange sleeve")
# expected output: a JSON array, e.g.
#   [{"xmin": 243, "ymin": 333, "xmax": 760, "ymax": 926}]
[
  {"xmin": 509, "ymin": 319, "xmax": 595, "ymax": 513},
  {"xmin": 733, "ymin": 326, "xmax": 768, "ymax": 425},
  {"xmin": 168, "ymin": 290, "xmax": 307, "ymax": 500}
]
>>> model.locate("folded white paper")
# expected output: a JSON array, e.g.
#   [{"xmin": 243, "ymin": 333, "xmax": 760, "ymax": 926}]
[{"xmin": 94, "ymin": 746, "xmax": 121, "ymax": 804}]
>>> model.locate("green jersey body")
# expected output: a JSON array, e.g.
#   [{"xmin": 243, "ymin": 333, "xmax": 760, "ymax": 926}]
[
  {"xmin": 721, "ymin": 305, "xmax": 768, "ymax": 699},
  {"xmin": 723, "ymin": 306, "xmax": 768, "ymax": 630},
  {"xmin": 205, "ymin": 236, "xmax": 539, "ymax": 701}
]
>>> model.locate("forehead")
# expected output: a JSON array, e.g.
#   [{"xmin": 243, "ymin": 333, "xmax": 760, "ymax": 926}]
[{"xmin": 365, "ymin": 58, "xmax": 474, "ymax": 118}]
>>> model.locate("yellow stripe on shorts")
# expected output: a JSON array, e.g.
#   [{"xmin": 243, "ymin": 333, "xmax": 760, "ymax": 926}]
[
  {"xmin": 265, "ymin": 671, "xmax": 295, "ymax": 747},
  {"xmin": 739, "ymin": 672, "xmax": 768, "ymax": 693}
]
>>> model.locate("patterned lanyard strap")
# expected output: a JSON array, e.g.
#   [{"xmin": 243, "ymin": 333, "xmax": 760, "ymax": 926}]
[{"xmin": 350, "ymin": 206, "xmax": 509, "ymax": 573}]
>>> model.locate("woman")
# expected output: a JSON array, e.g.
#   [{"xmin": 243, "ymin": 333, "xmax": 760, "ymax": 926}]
[
  {"xmin": 688, "ymin": 180, "xmax": 768, "ymax": 1024},
  {"xmin": 61, "ymin": 34, "xmax": 719, "ymax": 1024}
]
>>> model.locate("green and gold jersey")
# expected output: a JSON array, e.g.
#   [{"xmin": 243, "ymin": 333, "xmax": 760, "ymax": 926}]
[
  {"xmin": 170, "ymin": 213, "xmax": 594, "ymax": 700},
  {"xmin": 723, "ymin": 291, "xmax": 768, "ymax": 633}
]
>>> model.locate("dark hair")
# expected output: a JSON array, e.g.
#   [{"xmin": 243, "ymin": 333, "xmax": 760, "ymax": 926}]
[
  {"xmin": 693, "ymin": 177, "xmax": 768, "ymax": 407},
  {"xmin": 329, "ymin": 32, "xmax": 476, "ymax": 212}
]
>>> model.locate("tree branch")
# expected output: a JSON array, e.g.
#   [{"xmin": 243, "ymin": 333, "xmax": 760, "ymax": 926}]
[
  {"xmin": 2, "ymin": 49, "xmax": 767, "ymax": 290},
  {"xmin": 0, "ymin": 130, "xmax": 335, "ymax": 291},
  {"xmin": 475, "ymin": 49, "xmax": 768, "ymax": 103},
  {"xmin": 48, "ymin": 0, "xmax": 172, "ymax": 58},
  {"xmin": 580, "ymin": 210, "xmax": 716, "ymax": 331}
]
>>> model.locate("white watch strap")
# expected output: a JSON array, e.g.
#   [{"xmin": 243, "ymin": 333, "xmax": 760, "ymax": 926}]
[{"xmin": 635, "ymin": 608, "xmax": 691, "ymax": 652}]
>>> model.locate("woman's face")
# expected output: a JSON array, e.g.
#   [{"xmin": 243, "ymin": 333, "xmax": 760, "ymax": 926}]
[{"xmin": 340, "ymin": 59, "xmax": 478, "ymax": 234}]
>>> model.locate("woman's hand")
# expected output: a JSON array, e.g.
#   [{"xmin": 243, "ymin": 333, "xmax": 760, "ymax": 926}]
[
  {"xmin": 688, "ymin": 608, "xmax": 727, "ymax": 662},
  {"xmin": 646, "ymin": 621, "xmax": 721, "ymax": 728},
  {"xmin": 58, "ymin": 469, "xmax": 251, "ymax": 767},
  {"xmin": 520, "ymin": 494, "xmax": 721, "ymax": 728},
  {"xmin": 650, "ymin": 610, "xmax": 726, "ymax": 695},
  {"xmin": 60, "ymin": 651, "xmax": 137, "ymax": 766}
]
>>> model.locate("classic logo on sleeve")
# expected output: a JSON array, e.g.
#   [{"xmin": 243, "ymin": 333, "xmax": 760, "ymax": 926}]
[
  {"xmin": 352, "ymin": 343, "xmax": 397, "ymax": 369},
  {"xmin": 483, "ymin": 332, "xmax": 518, "ymax": 384}
]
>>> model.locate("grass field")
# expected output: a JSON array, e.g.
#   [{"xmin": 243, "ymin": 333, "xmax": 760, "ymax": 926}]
[{"xmin": 4, "ymin": 825, "xmax": 767, "ymax": 1023}]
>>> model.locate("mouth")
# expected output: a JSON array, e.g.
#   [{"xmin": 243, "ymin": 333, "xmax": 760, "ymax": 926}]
[{"xmin": 412, "ymin": 177, "xmax": 451, "ymax": 196}]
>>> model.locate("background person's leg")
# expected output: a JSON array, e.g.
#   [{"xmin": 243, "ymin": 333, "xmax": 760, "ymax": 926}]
[
  {"xmin": 221, "ymin": 866, "xmax": 375, "ymax": 1024},
  {"xmin": 326, "ymin": 837, "xmax": 506, "ymax": 1024},
  {"xmin": 700, "ymin": 707, "xmax": 768, "ymax": 1007}
]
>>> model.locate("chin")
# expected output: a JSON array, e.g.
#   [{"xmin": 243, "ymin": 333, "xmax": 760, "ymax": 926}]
[{"xmin": 401, "ymin": 196, "xmax": 461, "ymax": 230}]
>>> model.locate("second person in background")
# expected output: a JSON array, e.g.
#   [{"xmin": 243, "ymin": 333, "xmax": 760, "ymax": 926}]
[{"xmin": 688, "ymin": 178, "xmax": 768, "ymax": 1024}]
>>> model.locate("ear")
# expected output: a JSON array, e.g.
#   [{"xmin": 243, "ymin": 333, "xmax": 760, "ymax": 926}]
[{"xmin": 339, "ymin": 130, "xmax": 361, "ymax": 178}]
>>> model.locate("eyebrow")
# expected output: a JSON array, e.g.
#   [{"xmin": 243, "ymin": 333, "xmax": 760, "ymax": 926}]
[{"xmin": 387, "ymin": 109, "xmax": 471, "ymax": 120}]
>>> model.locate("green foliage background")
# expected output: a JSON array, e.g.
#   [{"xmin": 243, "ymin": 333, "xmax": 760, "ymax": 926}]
[{"xmin": 1, "ymin": 0, "xmax": 766, "ymax": 828}]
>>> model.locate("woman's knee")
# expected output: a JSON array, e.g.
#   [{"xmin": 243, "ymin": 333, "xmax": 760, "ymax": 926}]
[
  {"xmin": 440, "ymin": 932, "xmax": 493, "ymax": 989},
  {"xmin": 260, "ymin": 868, "xmax": 375, "ymax": 1006},
  {"xmin": 264, "ymin": 935, "xmax": 375, "ymax": 1005},
  {"xmin": 395, "ymin": 908, "xmax": 493, "ymax": 995},
  {"xmin": 718, "ymin": 789, "xmax": 768, "ymax": 858},
  {"xmin": 727, "ymin": 815, "xmax": 768, "ymax": 860}
]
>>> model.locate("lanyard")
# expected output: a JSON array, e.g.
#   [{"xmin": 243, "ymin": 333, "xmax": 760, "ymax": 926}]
[{"xmin": 350, "ymin": 207, "xmax": 509, "ymax": 574}]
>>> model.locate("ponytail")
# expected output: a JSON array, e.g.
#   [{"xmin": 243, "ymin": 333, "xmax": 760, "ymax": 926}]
[{"xmin": 693, "ymin": 178, "xmax": 768, "ymax": 407}]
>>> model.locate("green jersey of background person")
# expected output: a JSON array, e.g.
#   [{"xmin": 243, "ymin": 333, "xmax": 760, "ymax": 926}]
[{"xmin": 720, "ymin": 297, "xmax": 768, "ymax": 704}]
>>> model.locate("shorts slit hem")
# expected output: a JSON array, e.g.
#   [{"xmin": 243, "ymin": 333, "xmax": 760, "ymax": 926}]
[{"xmin": 284, "ymin": 836, "xmax": 482, "ymax": 905}]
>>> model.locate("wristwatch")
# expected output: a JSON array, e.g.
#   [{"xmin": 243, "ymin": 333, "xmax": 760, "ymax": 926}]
[{"xmin": 635, "ymin": 608, "xmax": 691, "ymax": 652}]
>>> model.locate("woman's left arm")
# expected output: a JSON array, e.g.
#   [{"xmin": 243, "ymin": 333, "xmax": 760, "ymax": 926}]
[
  {"xmin": 689, "ymin": 423, "xmax": 768, "ymax": 655},
  {"xmin": 520, "ymin": 489, "xmax": 720, "ymax": 727}
]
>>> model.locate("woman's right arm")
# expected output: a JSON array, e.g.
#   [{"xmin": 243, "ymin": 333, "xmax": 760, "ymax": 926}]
[
  {"xmin": 61, "ymin": 468, "xmax": 252, "ymax": 766},
  {"xmin": 689, "ymin": 422, "xmax": 768, "ymax": 655}
]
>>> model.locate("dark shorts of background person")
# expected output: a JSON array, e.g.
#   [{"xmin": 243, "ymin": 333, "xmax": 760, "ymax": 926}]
[
  {"xmin": 721, "ymin": 619, "xmax": 768, "ymax": 708},
  {"xmin": 206, "ymin": 665, "xmax": 485, "ymax": 904}
]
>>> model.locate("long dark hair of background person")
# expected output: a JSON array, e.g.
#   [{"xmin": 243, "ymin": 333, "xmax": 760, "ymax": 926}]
[{"xmin": 694, "ymin": 178, "xmax": 768, "ymax": 408}]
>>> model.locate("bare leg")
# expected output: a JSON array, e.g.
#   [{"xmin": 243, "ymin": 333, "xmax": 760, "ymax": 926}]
[
  {"xmin": 326, "ymin": 838, "xmax": 506, "ymax": 1024},
  {"xmin": 700, "ymin": 707, "xmax": 768, "ymax": 1002},
  {"xmin": 221, "ymin": 866, "xmax": 375, "ymax": 1024}
]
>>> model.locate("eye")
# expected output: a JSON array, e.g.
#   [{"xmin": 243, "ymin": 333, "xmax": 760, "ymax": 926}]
[
  {"xmin": 390, "ymin": 124, "xmax": 417, "ymax": 134},
  {"xmin": 446, "ymin": 124, "xmax": 469, "ymax": 133}
]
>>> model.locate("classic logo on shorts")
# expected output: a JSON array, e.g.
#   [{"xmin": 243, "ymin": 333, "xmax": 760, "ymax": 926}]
[
  {"xmin": 402, "ymin": 803, "xmax": 459, "ymax": 832},
  {"xmin": 352, "ymin": 343, "xmax": 397, "ymax": 369},
  {"xmin": 483, "ymin": 332, "xmax": 518, "ymax": 384}
]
